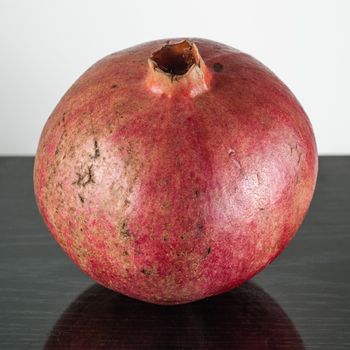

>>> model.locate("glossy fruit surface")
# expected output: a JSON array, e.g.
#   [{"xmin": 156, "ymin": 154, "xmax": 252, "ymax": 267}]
[{"xmin": 34, "ymin": 38, "xmax": 317, "ymax": 304}]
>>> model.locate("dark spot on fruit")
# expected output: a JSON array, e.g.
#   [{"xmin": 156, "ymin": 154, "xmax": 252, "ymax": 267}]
[
  {"xmin": 124, "ymin": 199, "xmax": 131, "ymax": 206},
  {"xmin": 194, "ymin": 190, "xmax": 200, "ymax": 197},
  {"xmin": 122, "ymin": 250, "xmax": 129, "ymax": 256},
  {"xmin": 297, "ymin": 153, "xmax": 302, "ymax": 164},
  {"xmin": 141, "ymin": 268, "xmax": 152, "ymax": 275},
  {"xmin": 213, "ymin": 62, "xmax": 223, "ymax": 72},
  {"xmin": 78, "ymin": 194, "xmax": 85, "ymax": 203},
  {"xmin": 120, "ymin": 221, "xmax": 131, "ymax": 237},
  {"xmin": 92, "ymin": 140, "xmax": 100, "ymax": 159},
  {"xmin": 161, "ymin": 201, "xmax": 170, "ymax": 209},
  {"xmin": 73, "ymin": 165, "xmax": 95, "ymax": 187},
  {"xmin": 126, "ymin": 143, "xmax": 133, "ymax": 155},
  {"xmin": 180, "ymin": 235, "xmax": 185, "ymax": 240},
  {"xmin": 207, "ymin": 247, "xmax": 212, "ymax": 255},
  {"xmin": 55, "ymin": 130, "xmax": 67, "ymax": 156},
  {"xmin": 196, "ymin": 222, "xmax": 204, "ymax": 230},
  {"xmin": 256, "ymin": 173, "xmax": 262, "ymax": 185},
  {"xmin": 289, "ymin": 143, "xmax": 302, "ymax": 164},
  {"xmin": 80, "ymin": 228, "xmax": 83, "ymax": 232},
  {"xmin": 111, "ymin": 84, "xmax": 117, "ymax": 89}
]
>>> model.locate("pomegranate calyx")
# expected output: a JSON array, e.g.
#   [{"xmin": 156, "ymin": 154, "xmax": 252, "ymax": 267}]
[{"xmin": 146, "ymin": 40, "xmax": 211, "ymax": 98}]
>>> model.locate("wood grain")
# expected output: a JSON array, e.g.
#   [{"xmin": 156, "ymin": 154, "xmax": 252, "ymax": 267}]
[{"xmin": 0, "ymin": 157, "xmax": 349, "ymax": 349}]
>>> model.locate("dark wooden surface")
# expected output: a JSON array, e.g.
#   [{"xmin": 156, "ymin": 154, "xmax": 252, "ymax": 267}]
[{"xmin": 0, "ymin": 157, "xmax": 349, "ymax": 349}]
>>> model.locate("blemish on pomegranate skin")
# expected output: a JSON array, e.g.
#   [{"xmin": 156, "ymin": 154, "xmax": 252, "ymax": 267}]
[
  {"xmin": 196, "ymin": 222, "xmax": 204, "ymax": 231},
  {"xmin": 141, "ymin": 268, "xmax": 152, "ymax": 275},
  {"xmin": 289, "ymin": 143, "xmax": 302, "ymax": 164},
  {"xmin": 78, "ymin": 194, "xmax": 85, "ymax": 203},
  {"xmin": 256, "ymin": 172, "xmax": 262, "ymax": 185},
  {"xmin": 213, "ymin": 62, "xmax": 223, "ymax": 72},
  {"xmin": 73, "ymin": 165, "xmax": 95, "ymax": 187},
  {"xmin": 120, "ymin": 221, "xmax": 131, "ymax": 238},
  {"xmin": 111, "ymin": 84, "xmax": 117, "ymax": 89},
  {"xmin": 207, "ymin": 247, "xmax": 212, "ymax": 255},
  {"xmin": 228, "ymin": 149, "xmax": 242, "ymax": 169},
  {"xmin": 92, "ymin": 140, "xmax": 100, "ymax": 159},
  {"xmin": 161, "ymin": 201, "xmax": 170, "ymax": 209},
  {"xmin": 228, "ymin": 148, "xmax": 235, "ymax": 156},
  {"xmin": 194, "ymin": 190, "xmax": 200, "ymax": 197}
]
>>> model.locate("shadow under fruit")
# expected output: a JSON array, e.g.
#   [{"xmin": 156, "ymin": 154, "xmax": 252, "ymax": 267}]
[{"xmin": 45, "ymin": 282, "xmax": 304, "ymax": 350}]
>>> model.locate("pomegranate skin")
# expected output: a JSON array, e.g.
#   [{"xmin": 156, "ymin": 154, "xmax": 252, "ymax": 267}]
[{"xmin": 34, "ymin": 38, "xmax": 318, "ymax": 304}]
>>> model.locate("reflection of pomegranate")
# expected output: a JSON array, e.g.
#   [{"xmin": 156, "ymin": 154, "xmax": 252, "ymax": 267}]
[
  {"xmin": 34, "ymin": 38, "xmax": 317, "ymax": 304},
  {"xmin": 45, "ymin": 283, "xmax": 304, "ymax": 350}
]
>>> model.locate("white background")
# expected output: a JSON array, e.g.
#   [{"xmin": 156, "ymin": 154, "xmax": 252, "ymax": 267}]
[{"xmin": 1, "ymin": 0, "xmax": 349, "ymax": 155}]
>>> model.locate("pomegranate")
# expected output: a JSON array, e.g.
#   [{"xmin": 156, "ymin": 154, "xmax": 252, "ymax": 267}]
[{"xmin": 34, "ymin": 38, "xmax": 318, "ymax": 304}]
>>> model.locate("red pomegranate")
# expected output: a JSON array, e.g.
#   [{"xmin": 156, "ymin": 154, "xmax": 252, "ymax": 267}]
[{"xmin": 34, "ymin": 38, "xmax": 318, "ymax": 304}]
